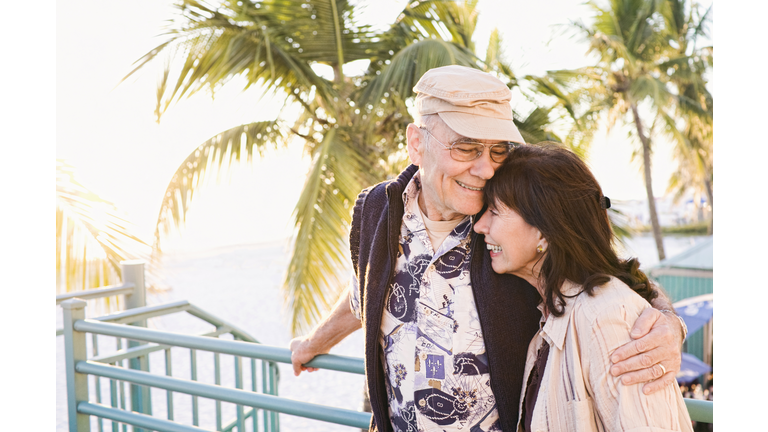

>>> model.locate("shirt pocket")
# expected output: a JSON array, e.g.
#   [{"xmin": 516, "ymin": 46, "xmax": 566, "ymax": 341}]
[{"xmin": 564, "ymin": 397, "xmax": 600, "ymax": 431}]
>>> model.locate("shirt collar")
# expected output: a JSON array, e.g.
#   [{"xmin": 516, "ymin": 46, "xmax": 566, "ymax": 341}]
[
  {"xmin": 402, "ymin": 171, "xmax": 421, "ymax": 208},
  {"xmin": 540, "ymin": 280, "xmax": 583, "ymax": 350}
]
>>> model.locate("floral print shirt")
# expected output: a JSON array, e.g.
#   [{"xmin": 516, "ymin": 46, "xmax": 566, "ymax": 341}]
[{"xmin": 350, "ymin": 174, "xmax": 501, "ymax": 432}]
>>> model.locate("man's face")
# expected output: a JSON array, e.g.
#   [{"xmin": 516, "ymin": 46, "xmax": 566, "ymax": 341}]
[{"xmin": 406, "ymin": 119, "xmax": 503, "ymax": 220}]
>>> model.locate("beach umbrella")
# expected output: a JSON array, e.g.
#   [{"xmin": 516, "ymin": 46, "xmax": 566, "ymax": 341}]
[
  {"xmin": 676, "ymin": 353, "xmax": 712, "ymax": 384},
  {"xmin": 673, "ymin": 293, "xmax": 713, "ymax": 338}
]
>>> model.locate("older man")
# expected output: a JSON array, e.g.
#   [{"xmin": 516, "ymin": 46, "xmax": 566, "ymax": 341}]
[{"xmin": 290, "ymin": 65, "xmax": 685, "ymax": 432}]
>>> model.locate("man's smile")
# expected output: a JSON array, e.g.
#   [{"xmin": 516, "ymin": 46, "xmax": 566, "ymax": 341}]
[{"xmin": 456, "ymin": 180, "xmax": 483, "ymax": 191}]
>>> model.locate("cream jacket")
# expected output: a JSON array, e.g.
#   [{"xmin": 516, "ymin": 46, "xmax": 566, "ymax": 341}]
[{"xmin": 517, "ymin": 278, "xmax": 693, "ymax": 432}]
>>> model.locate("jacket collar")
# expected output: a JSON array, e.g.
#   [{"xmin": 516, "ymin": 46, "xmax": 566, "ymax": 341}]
[
  {"xmin": 385, "ymin": 164, "xmax": 419, "ymax": 199},
  {"xmin": 541, "ymin": 280, "xmax": 583, "ymax": 350}
]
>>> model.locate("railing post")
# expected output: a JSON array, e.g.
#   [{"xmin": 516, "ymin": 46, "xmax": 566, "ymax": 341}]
[
  {"xmin": 121, "ymin": 260, "xmax": 146, "ymax": 314},
  {"xmin": 63, "ymin": 299, "xmax": 91, "ymax": 432},
  {"xmin": 121, "ymin": 260, "xmax": 152, "ymax": 427}
]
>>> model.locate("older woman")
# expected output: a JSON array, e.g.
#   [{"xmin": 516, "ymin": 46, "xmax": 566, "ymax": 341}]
[{"xmin": 474, "ymin": 143, "xmax": 692, "ymax": 431}]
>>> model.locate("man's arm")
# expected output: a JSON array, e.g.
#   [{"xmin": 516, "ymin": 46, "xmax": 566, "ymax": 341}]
[
  {"xmin": 289, "ymin": 291, "xmax": 362, "ymax": 376},
  {"xmin": 609, "ymin": 285, "xmax": 685, "ymax": 394}
]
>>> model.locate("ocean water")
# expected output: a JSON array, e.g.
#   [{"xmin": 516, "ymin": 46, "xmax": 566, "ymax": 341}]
[
  {"xmin": 56, "ymin": 234, "xmax": 710, "ymax": 431},
  {"xmin": 618, "ymin": 234, "xmax": 709, "ymax": 270}
]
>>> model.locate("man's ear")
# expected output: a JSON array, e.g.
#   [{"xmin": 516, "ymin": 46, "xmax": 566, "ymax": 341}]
[{"xmin": 406, "ymin": 123, "xmax": 424, "ymax": 166}]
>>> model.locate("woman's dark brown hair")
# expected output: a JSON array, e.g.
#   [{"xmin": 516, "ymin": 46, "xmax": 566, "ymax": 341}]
[{"xmin": 483, "ymin": 142, "xmax": 657, "ymax": 317}]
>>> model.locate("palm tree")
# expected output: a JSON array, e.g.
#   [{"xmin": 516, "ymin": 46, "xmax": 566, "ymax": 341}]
[
  {"xmin": 125, "ymin": 0, "xmax": 557, "ymax": 335},
  {"xmin": 527, "ymin": 0, "xmax": 711, "ymax": 261},
  {"xmin": 57, "ymin": 160, "xmax": 156, "ymax": 312},
  {"xmin": 659, "ymin": 0, "xmax": 712, "ymax": 233}
]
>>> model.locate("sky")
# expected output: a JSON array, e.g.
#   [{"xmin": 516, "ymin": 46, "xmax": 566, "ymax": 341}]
[
  {"xmin": 6, "ymin": 0, "xmax": 768, "ymax": 427},
  {"xmin": 55, "ymin": 0, "xmax": 712, "ymax": 254}
]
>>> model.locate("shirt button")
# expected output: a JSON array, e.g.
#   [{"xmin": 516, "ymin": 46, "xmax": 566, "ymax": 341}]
[
  {"xmin": 419, "ymin": 399, "xmax": 426, "ymax": 407},
  {"xmin": 428, "ymin": 265, "xmax": 436, "ymax": 272}
]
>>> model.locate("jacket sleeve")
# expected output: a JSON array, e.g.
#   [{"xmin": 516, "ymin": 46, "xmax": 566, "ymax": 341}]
[{"xmin": 578, "ymin": 291, "xmax": 692, "ymax": 431}]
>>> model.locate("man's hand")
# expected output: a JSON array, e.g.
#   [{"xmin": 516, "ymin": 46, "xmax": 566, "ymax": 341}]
[
  {"xmin": 287, "ymin": 290, "xmax": 362, "ymax": 377},
  {"xmin": 609, "ymin": 308, "xmax": 683, "ymax": 394},
  {"xmin": 289, "ymin": 336, "xmax": 325, "ymax": 376}
]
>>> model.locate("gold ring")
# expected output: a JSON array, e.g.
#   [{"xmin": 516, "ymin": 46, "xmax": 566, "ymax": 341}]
[{"xmin": 658, "ymin": 363, "xmax": 667, "ymax": 376}]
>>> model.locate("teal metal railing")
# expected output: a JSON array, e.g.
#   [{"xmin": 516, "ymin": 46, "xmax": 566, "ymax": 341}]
[
  {"xmin": 56, "ymin": 260, "xmax": 147, "ymax": 337},
  {"xmin": 61, "ymin": 261, "xmax": 712, "ymax": 431},
  {"xmin": 61, "ymin": 295, "xmax": 370, "ymax": 431},
  {"xmin": 62, "ymin": 297, "xmax": 286, "ymax": 432}
]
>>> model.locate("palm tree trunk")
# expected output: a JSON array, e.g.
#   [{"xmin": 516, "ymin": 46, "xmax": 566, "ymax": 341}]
[
  {"xmin": 700, "ymin": 155, "xmax": 714, "ymax": 235},
  {"xmin": 630, "ymin": 103, "xmax": 666, "ymax": 261},
  {"xmin": 703, "ymin": 175, "xmax": 713, "ymax": 235}
]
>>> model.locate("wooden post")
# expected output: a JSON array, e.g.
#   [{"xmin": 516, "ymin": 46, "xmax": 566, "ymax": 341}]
[{"xmin": 63, "ymin": 299, "xmax": 91, "ymax": 432}]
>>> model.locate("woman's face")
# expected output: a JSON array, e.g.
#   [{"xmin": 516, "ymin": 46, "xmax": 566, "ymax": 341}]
[{"xmin": 473, "ymin": 200, "xmax": 546, "ymax": 282}]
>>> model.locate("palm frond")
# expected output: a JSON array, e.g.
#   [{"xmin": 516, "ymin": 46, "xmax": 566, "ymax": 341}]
[
  {"xmin": 525, "ymin": 74, "xmax": 580, "ymax": 121},
  {"xmin": 284, "ymin": 0, "xmax": 381, "ymax": 66},
  {"xmin": 484, "ymin": 28, "xmax": 517, "ymax": 87},
  {"xmin": 523, "ymin": 70, "xmax": 610, "ymax": 152},
  {"xmin": 630, "ymin": 75, "xmax": 673, "ymax": 108},
  {"xmin": 391, "ymin": 0, "xmax": 477, "ymax": 47},
  {"xmin": 514, "ymin": 107, "xmax": 561, "ymax": 146},
  {"xmin": 128, "ymin": 0, "xmax": 393, "ymax": 121},
  {"xmin": 57, "ymin": 160, "xmax": 157, "ymax": 313},
  {"xmin": 359, "ymin": 38, "xmax": 481, "ymax": 107},
  {"xmin": 362, "ymin": 0, "xmax": 481, "ymax": 78},
  {"xmin": 284, "ymin": 126, "xmax": 368, "ymax": 334},
  {"xmin": 689, "ymin": 4, "xmax": 712, "ymax": 45},
  {"xmin": 153, "ymin": 121, "xmax": 286, "ymax": 253}
]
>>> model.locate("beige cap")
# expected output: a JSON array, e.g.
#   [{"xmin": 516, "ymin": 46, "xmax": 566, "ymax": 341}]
[{"xmin": 414, "ymin": 65, "xmax": 525, "ymax": 144}]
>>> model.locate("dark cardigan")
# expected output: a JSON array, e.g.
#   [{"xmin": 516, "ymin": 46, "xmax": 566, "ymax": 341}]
[{"xmin": 350, "ymin": 165, "xmax": 542, "ymax": 432}]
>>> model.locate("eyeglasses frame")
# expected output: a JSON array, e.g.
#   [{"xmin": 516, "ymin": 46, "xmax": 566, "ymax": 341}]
[{"xmin": 419, "ymin": 127, "xmax": 519, "ymax": 163}]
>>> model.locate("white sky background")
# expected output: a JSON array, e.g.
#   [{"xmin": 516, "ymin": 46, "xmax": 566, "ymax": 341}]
[{"xmin": 56, "ymin": 0, "xmax": 711, "ymax": 253}]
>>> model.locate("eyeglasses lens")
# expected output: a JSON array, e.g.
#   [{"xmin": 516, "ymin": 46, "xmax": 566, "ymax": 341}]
[{"xmin": 450, "ymin": 142, "xmax": 513, "ymax": 163}]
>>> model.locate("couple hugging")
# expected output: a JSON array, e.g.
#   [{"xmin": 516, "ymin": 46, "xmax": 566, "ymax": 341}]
[{"xmin": 290, "ymin": 65, "xmax": 692, "ymax": 432}]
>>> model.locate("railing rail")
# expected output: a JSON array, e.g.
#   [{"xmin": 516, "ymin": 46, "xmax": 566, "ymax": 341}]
[
  {"xmin": 684, "ymin": 398, "xmax": 713, "ymax": 423},
  {"xmin": 57, "ymin": 283, "xmax": 136, "ymax": 304},
  {"xmin": 77, "ymin": 403, "xmax": 207, "ymax": 432},
  {"xmin": 74, "ymin": 319, "xmax": 365, "ymax": 374},
  {"xmin": 77, "ymin": 361, "xmax": 371, "ymax": 429}
]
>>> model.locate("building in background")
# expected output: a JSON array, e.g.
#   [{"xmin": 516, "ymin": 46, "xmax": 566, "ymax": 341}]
[
  {"xmin": 647, "ymin": 237, "xmax": 713, "ymax": 365},
  {"xmin": 614, "ymin": 196, "xmax": 712, "ymax": 228}
]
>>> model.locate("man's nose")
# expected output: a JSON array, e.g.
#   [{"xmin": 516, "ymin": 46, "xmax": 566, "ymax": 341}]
[{"xmin": 470, "ymin": 149, "xmax": 497, "ymax": 180}]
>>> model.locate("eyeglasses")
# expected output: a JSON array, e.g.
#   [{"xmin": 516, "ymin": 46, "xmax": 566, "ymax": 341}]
[{"xmin": 420, "ymin": 128, "xmax": 518, "ymax": 163}]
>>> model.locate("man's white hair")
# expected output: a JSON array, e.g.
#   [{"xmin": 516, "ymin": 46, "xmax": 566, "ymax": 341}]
[
  {"xmin": 414, "ymin": 113, "xmax": 440, "ymax": 130},
  {"xmin": 415, "ymin": 113, "xmax": 461, "ymax": 143}
]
